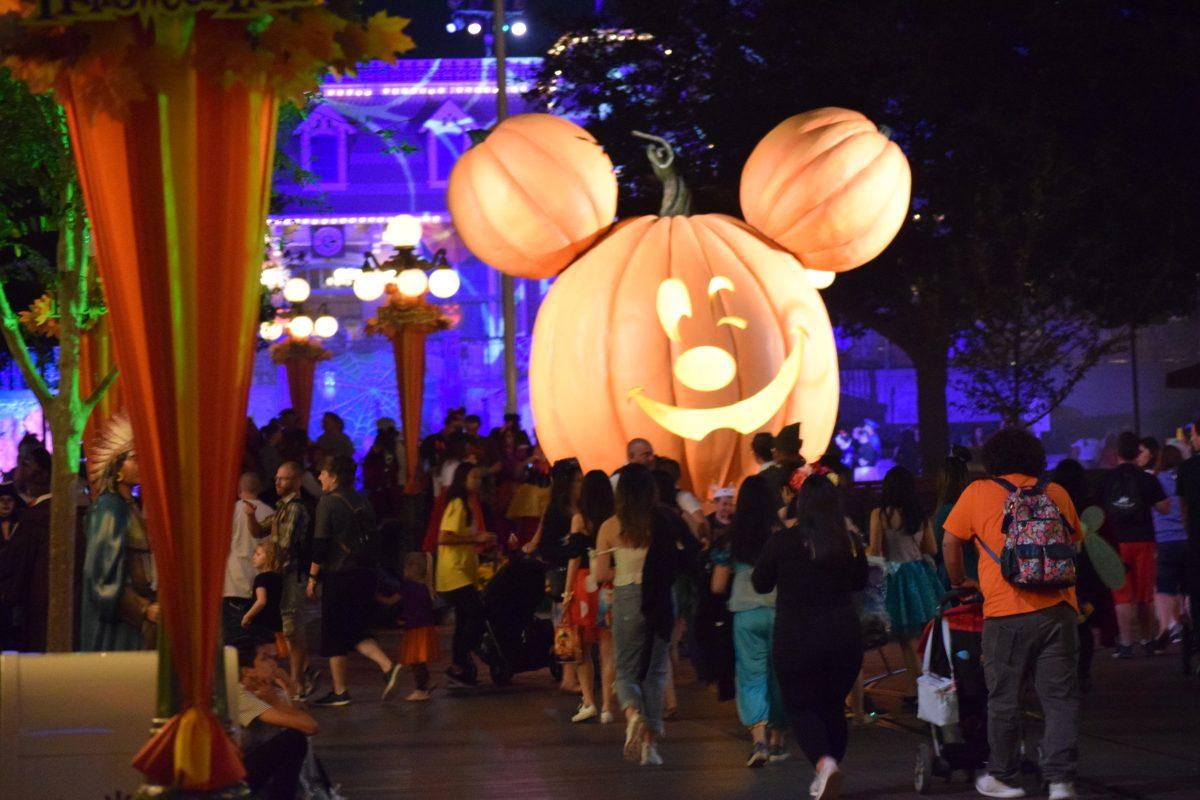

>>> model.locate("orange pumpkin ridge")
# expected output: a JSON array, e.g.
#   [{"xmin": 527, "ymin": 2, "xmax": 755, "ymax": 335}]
[
  {"xmin": 741, "ymin": 107, "xmax": 912, "ymax": 273},
  {"xmin": 447, "ymin": 113, "xmax": 617, "ymax": 279}
]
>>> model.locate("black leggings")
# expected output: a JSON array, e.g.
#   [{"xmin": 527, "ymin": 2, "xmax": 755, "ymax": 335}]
[
  {"xmin": 443, "ymin": 584, "xmax": 485, "ymax": 677},
  {"xmin": 243, "ymin": 728, "xmax": 306, "ymax": 800},
  {"xmin": 774, "ymin": 605, "xmax": 863, "ymax": 765}
]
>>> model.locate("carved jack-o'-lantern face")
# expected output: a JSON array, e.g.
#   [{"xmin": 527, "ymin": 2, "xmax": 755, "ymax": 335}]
[
  {"xmin": 529, "ymin": 214, "xmax": 840, "ymax": 494},
  {"xmin": 627, "ymin": 274, "xmax": 809, "ymax": 443}
]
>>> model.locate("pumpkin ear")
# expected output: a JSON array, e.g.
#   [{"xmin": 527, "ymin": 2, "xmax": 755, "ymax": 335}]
[
  {"xmin": 739, "ymin": 107, "xmax": 911, "ymax": 273},
  {"xmin": 447, "ymin": 113, "xmax": 618, "ymax": 280}
]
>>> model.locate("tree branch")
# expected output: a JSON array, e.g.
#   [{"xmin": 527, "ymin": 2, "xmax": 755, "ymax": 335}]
[
  {"xmin": 82, "ymin": 366, "xmax": 119, "ymax": 416},
  {"xmin": 0, "ymin": 280, "xmax": 53, "ymax": 406}
]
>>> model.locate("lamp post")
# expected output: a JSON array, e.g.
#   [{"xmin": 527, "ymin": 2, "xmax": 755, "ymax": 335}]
[
  {"xmin": 447, "ymin": 0, "xmax": 522, "ymax": 414},
  {"xmin": 356, "ymin": 214, "xmax": 461, "ymax": 303}
]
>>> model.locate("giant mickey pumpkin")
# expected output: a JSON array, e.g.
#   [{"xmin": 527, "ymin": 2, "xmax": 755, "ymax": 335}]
[{"xmin": 449, "ymin": 110, "xmax": 910, "ymax": 492}]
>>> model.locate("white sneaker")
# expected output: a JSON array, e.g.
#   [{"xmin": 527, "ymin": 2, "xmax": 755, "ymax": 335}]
[
  {"xmin": 571, "ymin": 704, "xmax": 598, "ymax": 723},
  {"xmin": 600, "ymin": 710, "xmax": 615, "ymax": 724},
  {"xmin": 640, "ymin": 741, "xmax": 663, "ymax": 766},
  {"xmin": 975, "ymin": 774, "xmax": 1026, "ymax": 798},
  {"xmin": 1048, "ymin": 783, "xmax": 1076, "ymax": 800},
  {"xmin": 812, "ymin": 759, "xmax": 843, "ymax": 800},
  {"xmin": 623, "ymin": 714, "xmax": 645, "ymax": 762}
]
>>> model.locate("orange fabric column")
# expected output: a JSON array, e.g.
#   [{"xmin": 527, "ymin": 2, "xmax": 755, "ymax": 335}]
[
  {"xmin": 393, "ymin": 326, "xmax": 428, "ymax": 492},
  {"xmin": 59, "ymin": 18, "xmax": 274, "ymax": 789},
  {"xmin": 79, "ymin": 315, "xmax": 123, "ymax": 453},
  {"xmin": 284, "ymin": 358, "xmax": 317, "ymax": 430}
]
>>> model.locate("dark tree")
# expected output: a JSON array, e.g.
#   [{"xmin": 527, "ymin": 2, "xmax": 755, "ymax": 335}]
[{"xmin": 530, "ymin": 0, "xmax": 1200, "ymax": 469}]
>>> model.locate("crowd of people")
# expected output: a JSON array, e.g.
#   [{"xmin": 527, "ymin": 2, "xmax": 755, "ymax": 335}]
[{"xmin": 1, "ymin": 403, "xmax": 1198, "ymax": 800}]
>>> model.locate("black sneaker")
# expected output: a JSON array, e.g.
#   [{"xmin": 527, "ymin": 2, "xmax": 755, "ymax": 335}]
[
  {"xmin": 301, "ymin": 666, "xmax": 322, "ymax": 699},
  {"xmin": 768, "ymin": 744, "xmax": 790, "ymax": 764},
  {"xmin": 1113, "ymin": 644, "xmax": 1134, "ymax": 659},
  {"xmin": 382, "ymin": 665, "xmax": 403, "ymax": 701},
  {"xmin": 445, "ymin": 667, "xmax": 479, "ymax": 687},
  {"xmin": 1140, "ymin": 640, "xmax": 1156, "ymax": 658},
  {"xmin": 310, "ymin": 690, "xmax": 352, "ymax": 707}
]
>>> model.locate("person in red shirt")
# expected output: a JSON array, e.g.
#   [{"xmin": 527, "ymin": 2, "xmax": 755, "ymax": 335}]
[{"xmin": 943, "ymin": 428, "xmax": 1081, "ymax": 800}]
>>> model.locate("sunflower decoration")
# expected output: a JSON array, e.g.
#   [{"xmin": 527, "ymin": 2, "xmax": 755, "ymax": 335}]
[
  {"xmin": 17, "ymin": 286, "xmax": 106, "ymax": 338},
  {"xmin": 17, "ymin": 293, "xmax": 59, "ymax": 337},
  {"xmin": 365, "ymin": 283, "xmax": 456, "ymax": 339},
  {"xmin": 269, "ymin": 335, "xmax": 332, "ymax": 364}
]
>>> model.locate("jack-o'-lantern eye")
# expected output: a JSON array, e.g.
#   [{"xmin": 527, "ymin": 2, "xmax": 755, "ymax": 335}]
[
  {"xmin": 657, "ymin": 278, "xmax": 692, "ymax": 342},
  {"xmin": 707, "ymin": 276, "xmax": 734, "ymax": 297}
]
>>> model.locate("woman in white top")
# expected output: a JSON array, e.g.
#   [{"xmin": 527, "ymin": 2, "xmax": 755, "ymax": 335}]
[{"xmin": 592, "ymin": 463, "xmax": 670, "ymax": 767}]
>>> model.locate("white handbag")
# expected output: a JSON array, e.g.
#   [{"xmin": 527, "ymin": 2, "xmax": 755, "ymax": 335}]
[{"xmin": 916, "ymin": 616, "xmax": 959, "ymax": 728}]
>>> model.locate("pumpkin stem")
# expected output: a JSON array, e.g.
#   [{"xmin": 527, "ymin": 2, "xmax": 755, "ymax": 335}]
[{"xmin": 632, "ymin": 130, "xmax": 692, "ymax": 217}]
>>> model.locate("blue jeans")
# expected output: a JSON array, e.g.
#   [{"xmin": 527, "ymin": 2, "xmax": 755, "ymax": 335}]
[
  {"xmin": 611, "ymin": 583, "xmax": 671, "ymax": 733},
  {"xmin": 732, "ymin": 606, "xmax": 786, "ymax": 730}
]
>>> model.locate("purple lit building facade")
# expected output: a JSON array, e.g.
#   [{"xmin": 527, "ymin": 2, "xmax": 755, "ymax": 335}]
[{"xmin": 255, "ymin": 58, "xmax": 551, "ymax": 451}]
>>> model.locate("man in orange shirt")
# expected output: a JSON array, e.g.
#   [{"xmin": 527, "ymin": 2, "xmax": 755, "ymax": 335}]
[{"xmin": 943, "ymin": 428, "xmax": 1081, "ymax": 800}]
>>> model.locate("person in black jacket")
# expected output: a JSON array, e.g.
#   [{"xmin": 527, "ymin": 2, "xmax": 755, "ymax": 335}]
[{"xmin": 753, "ymin": 473, "xmax": 867, "ymax": 800}]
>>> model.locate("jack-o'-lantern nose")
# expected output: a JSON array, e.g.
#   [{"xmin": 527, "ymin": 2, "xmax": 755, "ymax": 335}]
[{"xmin": 674, "ymin": 346, "xmax": 737, "ymax": 392}]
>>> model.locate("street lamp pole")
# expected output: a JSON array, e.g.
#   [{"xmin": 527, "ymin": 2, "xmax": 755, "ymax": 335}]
[{"xmin": 494, "ymin": 0, "xmax": 518, "ymax": 415}]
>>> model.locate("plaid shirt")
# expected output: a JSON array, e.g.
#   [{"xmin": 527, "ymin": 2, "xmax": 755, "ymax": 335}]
[{"xmin": 272, "ymin": 492, "xmax": 311, "ymax": 581}]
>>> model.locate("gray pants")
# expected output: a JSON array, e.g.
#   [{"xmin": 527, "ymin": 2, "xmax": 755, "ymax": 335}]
[
  {"xmin": 981, "ymin": 602, "xmax": 1080, "ymax": 783},
  {"xmin": 611, "ymin": 583, "xmax": 671, "ymax": 734}
]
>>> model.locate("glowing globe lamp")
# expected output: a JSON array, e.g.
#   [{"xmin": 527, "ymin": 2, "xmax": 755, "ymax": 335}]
[
  {"xmin": 428, "ymin": 267, "xmax": 461, "ymax": 299},
  {"xmin": 288, "ymin": 315, "xmax": 314, "ymax": 339},
  {"xmin": 260, "ymin": 320, "xmax": 284, "ymax": 341},
  {"xmin": 314, "ymin": 314, "xmax": 339, "ymax": 338},
  {"xmin": 353, "ymin": 271, "xmax": 385, "ymax": 301},
  {"xmin": 283, "ymin": 276, "xmax": 311, "ymax": 303},
  {"xmin": 397, "ymin": 268, "xmax": 428, "ymax": 298},
  {"xmin": 382, "ymin": 215, "xmax": 423, "ymax": 249}
]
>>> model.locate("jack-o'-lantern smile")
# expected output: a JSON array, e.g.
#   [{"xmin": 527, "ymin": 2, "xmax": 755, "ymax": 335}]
[{"xmin": 627, "ymin": 276, "xmax": 806, "ymax": 442}]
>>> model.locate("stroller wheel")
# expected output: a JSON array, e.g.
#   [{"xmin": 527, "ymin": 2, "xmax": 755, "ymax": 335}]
[
  {"xmin": 915, "ymin": 742, "xmax": 935, "ymax": 794},
  {"xmin": 489, "ymin": 662, "xmax": 513, "ymax": 686}
]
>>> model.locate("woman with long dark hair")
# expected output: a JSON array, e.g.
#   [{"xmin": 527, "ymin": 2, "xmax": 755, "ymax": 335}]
[
  {"xmin": 754, "ymin": 474, "xmax": 866, "ymax": 799},
  {"xmin": 932, "ymin": 456, "xmax": 974, "ymax": 587},
  {"xmin": 436, "ymin": 463, "xmax": 495, "ymax": 686},
  {"xmin": 869, "ymin": 466, "xmax": 941, "ymax": 696},
  {"xmin": 563, "ymin": 469, "xmax": 617, "ymax": 723},
  {"xmin": 711, "ymin": 475, "xmax": 787, "ymax": 767},
  {"xmin": 592, "ymin": 463, "xmax": 673, "ymax": 766},
  {"xmin": 528, "ymin": 459, "xmax": 583, "ymax": 692}
]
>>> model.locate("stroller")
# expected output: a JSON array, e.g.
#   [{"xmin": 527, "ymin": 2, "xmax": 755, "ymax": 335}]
[
  {"xmin": 914, "ymin": 590, "xmax": 988, "ymax": 793},
  {"xmin": 475, "ymin": 554, "xmax": 563, "ymax": 686}
]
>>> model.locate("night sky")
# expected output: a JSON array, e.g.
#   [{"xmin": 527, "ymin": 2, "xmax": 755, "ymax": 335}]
[{"xmin": 365, "ymin": 1, "xmax": 599, "ymax": 59}]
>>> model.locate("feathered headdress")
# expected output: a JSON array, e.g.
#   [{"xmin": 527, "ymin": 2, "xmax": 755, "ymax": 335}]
[{"xmin": 88, "ymin": 412, "xmax": 135, "ymax": 494}]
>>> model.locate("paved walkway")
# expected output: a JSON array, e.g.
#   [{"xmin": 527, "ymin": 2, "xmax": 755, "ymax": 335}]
[{"xmin": 304, "ymin": 624, "xmax": 1200, "ymax": 799}]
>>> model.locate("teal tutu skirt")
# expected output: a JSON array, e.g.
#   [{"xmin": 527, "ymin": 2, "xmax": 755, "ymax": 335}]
[{"xmin": 884, "ymin": 559, "xmax": 943, "ymax": 638}]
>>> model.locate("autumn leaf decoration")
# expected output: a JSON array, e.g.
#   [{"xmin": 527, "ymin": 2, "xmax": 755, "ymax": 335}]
[
  {"xmin": 269, "ymin": 335, "xmax": 333, "ymax": 365},
  {"xmin": 0, "ymin": 6, "xmax": 417, "ymax": 111},
  {"xmin": 365, "ymin": 284, "xmax": 455, "ymax": 339}
]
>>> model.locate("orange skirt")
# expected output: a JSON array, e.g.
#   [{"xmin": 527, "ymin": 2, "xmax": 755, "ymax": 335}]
[{"xmin": 398, "ymin": 626, "xmax": 441, "ymax": 665}]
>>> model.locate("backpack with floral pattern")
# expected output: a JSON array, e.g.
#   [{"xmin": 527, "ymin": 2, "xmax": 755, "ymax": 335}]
[{"xmin": 977, "ymin": 478, "xmax": 1076, "ymax": 589}]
